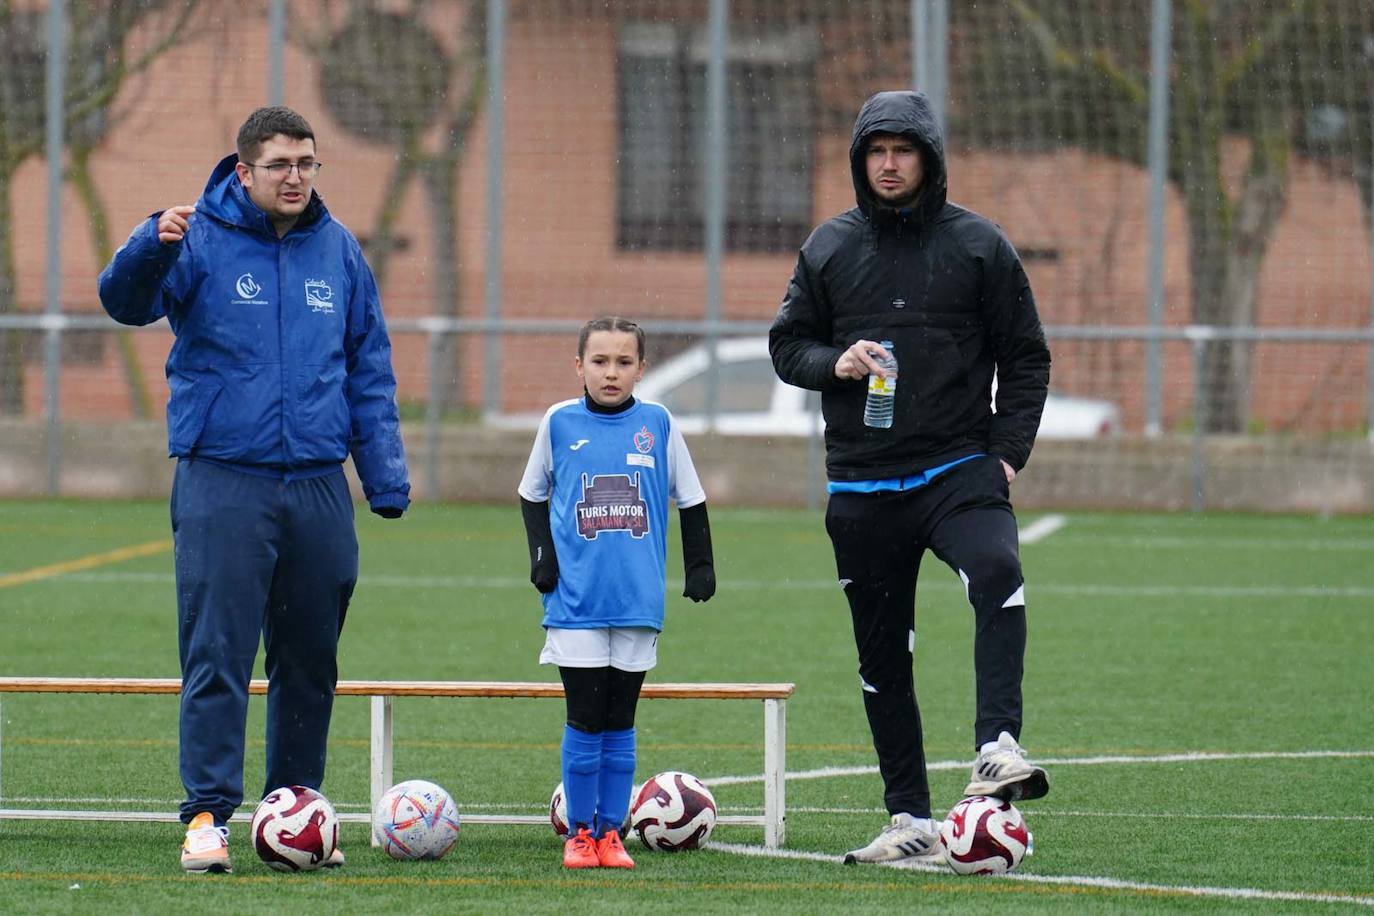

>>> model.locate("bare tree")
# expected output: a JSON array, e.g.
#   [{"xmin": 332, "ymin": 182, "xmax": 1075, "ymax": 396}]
[
  {"xmin": 963, "ymin": 0, "xmax": 1339, "ymax": 433},
  {"xmin": 303, "ymin": 0, "xmax": 486, "ymax": 418},
  {"xmin": 0, "ymin": 0, "xmax": 202, "ymax": 416}
]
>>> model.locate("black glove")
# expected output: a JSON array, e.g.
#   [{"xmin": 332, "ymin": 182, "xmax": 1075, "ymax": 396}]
[
  {"xmin": 372, "ymin": 505, "xmax": 404, "ymax": 519},
  {"xmin": 683, "ymin": 563, "xmax": 716, "ymax": 603},
  {"xmin": 679, "ymin": 502, "xmax": 715, "ymax": 603},
  {"xmin": 531, "ymin": 550, "xmax": 559, "ymax": 593},
  {"xmin": 520, "ymin": 497, "xmax": 559, "ymax": 594}
]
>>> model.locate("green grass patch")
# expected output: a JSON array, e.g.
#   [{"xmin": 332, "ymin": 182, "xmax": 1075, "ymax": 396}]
[{"xmin": 1, "ymin": 501, "xmax": 1371, "ymax": 912}]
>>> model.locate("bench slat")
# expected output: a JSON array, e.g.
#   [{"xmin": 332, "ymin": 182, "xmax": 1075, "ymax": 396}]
[{"xmin": 0, "ymin": 677, "xmax": 794, "ymax": 700}]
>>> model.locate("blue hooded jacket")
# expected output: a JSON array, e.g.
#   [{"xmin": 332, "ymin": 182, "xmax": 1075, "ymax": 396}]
[{"xmin": 98, "ymin": 154, "xmax": 410, "ymax": 516}]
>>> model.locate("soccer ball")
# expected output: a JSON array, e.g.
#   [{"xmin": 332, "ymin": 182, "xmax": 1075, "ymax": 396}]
[
  {"xmin": 630, "ymin": 771, "xmax": 717, "ymax": 851},
  {"xmin": 373, "ymin": 779, "xmax": 462, "ymax": 860},
  {"xmin": 939, "ymin": 795, "xmax": 1032, "ymax": 875},
  {"xmin": 251, "ymin": 785, "xmax": 339, "ymax": 872},
  {"xmin": 549, "ymin": 780, "xmax": 637, "ymax": 838}
]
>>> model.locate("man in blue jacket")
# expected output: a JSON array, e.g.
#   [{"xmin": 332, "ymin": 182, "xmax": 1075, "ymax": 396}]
[{"xmin": 99, "ymin": 107, "xmax": 410, "ymax": 874}]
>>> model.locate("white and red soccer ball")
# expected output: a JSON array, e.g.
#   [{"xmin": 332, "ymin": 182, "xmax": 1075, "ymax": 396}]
[
  {"xmin": 549, "ymin": 781, "xmax": 636, "ymax": 838},
  {"xmin": 939, "ymin": 795, "xmax": 1032, "ymax": 875},
  {"xmin": 630, "ymin": 771, "xmax": 717, "ymax": 851},
  {"xmin": 373, "ymin": 779, "xmax": 462, "ymax": 860},
  {"xmin": 251, "ymin": 785, "xmax": 339, "ymax": 872}
]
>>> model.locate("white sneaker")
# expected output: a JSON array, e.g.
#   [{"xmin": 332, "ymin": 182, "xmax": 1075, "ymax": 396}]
[
  {"xmin": 964, "ymin": 731, "xmax": 1049, "ymax": 801},
  {"xmin": 843, "ymin": 813, "xmax": 945, "ymax": 865},
  {"xmin": 180, "ymin": 811, "xmax": 232, "ymax": 873}
]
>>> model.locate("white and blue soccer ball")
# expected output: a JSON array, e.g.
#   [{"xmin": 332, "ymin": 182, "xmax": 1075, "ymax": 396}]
[{"xmin": 373, "ymin": 779, "xmax": 461, "ymax": 860}]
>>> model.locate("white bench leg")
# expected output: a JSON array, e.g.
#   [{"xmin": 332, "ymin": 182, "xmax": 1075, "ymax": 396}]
[
  {"xmin": 763, "ymin": 698, "xmax": 786, "ymax": 848},
  {"xmin": 369, "ymin": 695, "xmax": 393, "ymax": 847}
]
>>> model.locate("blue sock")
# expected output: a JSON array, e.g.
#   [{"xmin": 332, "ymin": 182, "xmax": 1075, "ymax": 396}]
[
  {"xmin": 561, "ymin": 724, "xmax": 602, "ymax": 831},
  {"xmin": 597, "ymin": 727, "xmax": 636, "ymax": 837}
]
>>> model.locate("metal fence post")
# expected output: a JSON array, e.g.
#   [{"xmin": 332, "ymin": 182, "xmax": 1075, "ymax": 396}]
[
  {"xmin": 268, "ymin": 0, "xmax": 284, "ymax": 105},
  {"xmin": 703, "ymin": 0, "xmax": 727, "ymax": 431},
  {"xmin": 912, "ymin": 0, "xmax": 948, "ymax": 133},
  {"xmin": 1189, "ymin": 330, "xmax": 1209, "ymax": 512},
  {"xmin": 483, "ymin": 0, "xmax": 507, "ymax": 420},
  {"xmin": 43, "ymin": 0, "xmax": 68, "ymax": 498},
  {"xmin": 1145, "ymin": 0, "xmax": 1171, "ymax": 437},
  {"xmin": 426, "ymin": 321, "xmax": 444, "ymax": 499},
  {"xmin": 1366, "ymin": 38, "xmax": 1374, "ymax": 442}
]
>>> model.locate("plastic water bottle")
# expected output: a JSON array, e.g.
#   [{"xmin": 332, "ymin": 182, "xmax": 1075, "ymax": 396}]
[{"xmin": 863, "ymin": 340, "xmax": 897, "ymax": 429}]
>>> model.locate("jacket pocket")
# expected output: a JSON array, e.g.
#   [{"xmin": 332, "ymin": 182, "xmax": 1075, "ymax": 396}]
[
  {"xmin": 295, "ymin": 363, "xmax": 351, "ymax": 455},
  {"xmin": 166, "ymin": 376, "xmax": 223, "ymax": 453},
  {"xmin": 883, "ymin": 326, "xmax": 973, "ymax": 436}
]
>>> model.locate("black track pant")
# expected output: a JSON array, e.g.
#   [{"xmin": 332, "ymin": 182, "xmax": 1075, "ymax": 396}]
[{"xmin": 825, "ymin": 455, "xmax": 1028, "ymax": 819}]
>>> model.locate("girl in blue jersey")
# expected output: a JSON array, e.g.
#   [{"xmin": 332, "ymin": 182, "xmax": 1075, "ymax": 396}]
[{"xmin": 518, "ymin": 317, "xmax": 716, "ymax": 869}]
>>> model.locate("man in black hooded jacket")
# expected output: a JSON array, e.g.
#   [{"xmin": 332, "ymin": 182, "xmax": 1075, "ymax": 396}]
[{"xmin": 770, "ymin": 89, "xmax": 1052, "ymax": 865}]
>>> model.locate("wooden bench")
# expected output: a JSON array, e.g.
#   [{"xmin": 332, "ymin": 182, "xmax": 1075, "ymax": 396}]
[{"xmin": 0, "ymin": 677, "xmax": 794, "ymax": 848}]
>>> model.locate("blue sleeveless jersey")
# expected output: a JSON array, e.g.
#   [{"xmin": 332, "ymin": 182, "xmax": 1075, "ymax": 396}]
[{"xmin": 518, "ymin": 397, "xmax": 705, "ymax": 631}]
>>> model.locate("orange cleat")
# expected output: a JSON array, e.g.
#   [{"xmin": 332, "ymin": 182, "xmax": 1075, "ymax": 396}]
[
  {"xmin": 563, "ymin": 827, "xmax": 600, "ymax": 869},
  {"xmin": 595, "ymin": 829, "xmax": 635, "ymax": 869},
  {"xmin": 180, "ymin": 811, "xmax": 232, "ymax": 874}
]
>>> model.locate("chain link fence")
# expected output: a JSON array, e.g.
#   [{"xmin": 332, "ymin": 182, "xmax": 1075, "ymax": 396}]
[{"xmin": 1, "ymin": 0, "xmax": 1372, "ymax": 510}]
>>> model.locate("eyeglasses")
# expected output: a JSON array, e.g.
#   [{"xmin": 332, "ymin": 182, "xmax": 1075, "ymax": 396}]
[{"xmin": 246, "ymin": 160, "xmax": 323, "ymax": 179}]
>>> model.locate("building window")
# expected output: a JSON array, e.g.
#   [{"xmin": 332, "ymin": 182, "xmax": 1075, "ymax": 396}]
[{"xmin": 617, "ymin": 23, "xmax": 815, "ymax": 253}]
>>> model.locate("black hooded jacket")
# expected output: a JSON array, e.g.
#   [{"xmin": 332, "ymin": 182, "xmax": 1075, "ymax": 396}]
[{"xmin": 769, "ymin": 90, "xmax": 1051, "ymax": 480}]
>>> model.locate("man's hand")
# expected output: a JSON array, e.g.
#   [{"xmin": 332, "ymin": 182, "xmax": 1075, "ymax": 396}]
[
  {"xmin": 1001, "ymin": 459, "xmax": 1016, "ymax": 483},
  {"xmin": 157, "ymin": 205, "xmax": 196, "ymax": 244},
  {"xmin": 834, "ymin": 339, "xmax": 893, "ymax": 381}
]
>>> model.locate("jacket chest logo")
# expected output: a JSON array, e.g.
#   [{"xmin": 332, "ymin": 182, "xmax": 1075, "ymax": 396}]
[
  {"xmin": 305, "ymin": 279, "xmax": 335, "ymax": 314},
  {"xmin": 231, "ymin": 272, "xmax": 268, "ymax": 305},
  {"xmin": 891, "ymin": 298, "xmax": 907, "ymax": 310}
]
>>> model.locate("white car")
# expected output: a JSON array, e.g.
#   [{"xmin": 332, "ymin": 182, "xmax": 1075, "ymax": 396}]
[{"xmin": 635, "ymin": 337, "xmax": 1121, "ymax": 439}]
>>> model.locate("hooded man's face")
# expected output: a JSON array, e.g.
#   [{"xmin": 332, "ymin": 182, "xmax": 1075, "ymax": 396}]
[{"xmin": 864, "ymin": 133, "xmax": 923, "ymax": 208}]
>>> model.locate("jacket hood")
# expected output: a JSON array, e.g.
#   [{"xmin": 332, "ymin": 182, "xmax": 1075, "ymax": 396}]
[
  {"xmin": 196, "ymin": 152, "xmax": 327, "ymax": 235},
  {"xmin": 849, "ymin": 90, "xmax": 948, "ymax": 221}
]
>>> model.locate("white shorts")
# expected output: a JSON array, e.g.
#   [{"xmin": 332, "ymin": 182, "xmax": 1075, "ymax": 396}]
[{"xmin": 539, "ymin": 627, "xmax": 659, "ymax": 672}]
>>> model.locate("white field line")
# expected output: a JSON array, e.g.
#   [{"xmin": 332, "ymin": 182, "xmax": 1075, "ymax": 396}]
[
  {"xmin": 30, "ymin": 749, "xmax": 1354, "ymax": 811},
  {"xmin": 10, "ymin": 795, "xmax": 1368, "ymax": 824},
  {"xmin": 1019, "ymin": 514, "xmax": 1066, "ymax": 544},
  {"xmin": 726, "ymin": 805, "xmax": 1374, "ymax": 823},
  {"xmin": 707, "ymin": 841, "xmax": 1374, "ymax": 908},
  {"xmin": 31, "ymin": 570, "xmax": 1374, "ymax": 599},
  {"xmin": 1045, "ymin": 534, "xmax": 1374, "ymax": 552},
  {"xmin": 0, "ymin": 795, "xmax": 371, "ymax": 811},
  {"xmin": 1035, "ymin": 584, "xmax": 1374, "ymax": 598},
  {"xmin": 703, "ymin": 749, "xmax": 1374, "ymax": 787}
]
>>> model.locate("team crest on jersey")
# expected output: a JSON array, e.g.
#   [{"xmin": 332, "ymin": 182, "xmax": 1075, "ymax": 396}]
[
  {"xmin": 575, "ymin": 472, "xmax": 650, "ymax": 540},
  {"xmin": 633, "ymin": 426, "xmax": 655, "ymax": 454}
]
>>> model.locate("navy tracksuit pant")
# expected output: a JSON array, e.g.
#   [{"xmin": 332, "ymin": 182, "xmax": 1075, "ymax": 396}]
[
  {"xmin": 171, "ymin": 458, "xmax": 358, "ymax": 825},
  {"xmin": 825, "ymin": 454, "xmax": 1028, "ymax": 820}
]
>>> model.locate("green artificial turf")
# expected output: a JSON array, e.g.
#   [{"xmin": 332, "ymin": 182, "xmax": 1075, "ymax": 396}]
[{"xmin": 0, "ymin": 501, "xmax": 1371, "ymax": 912}]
